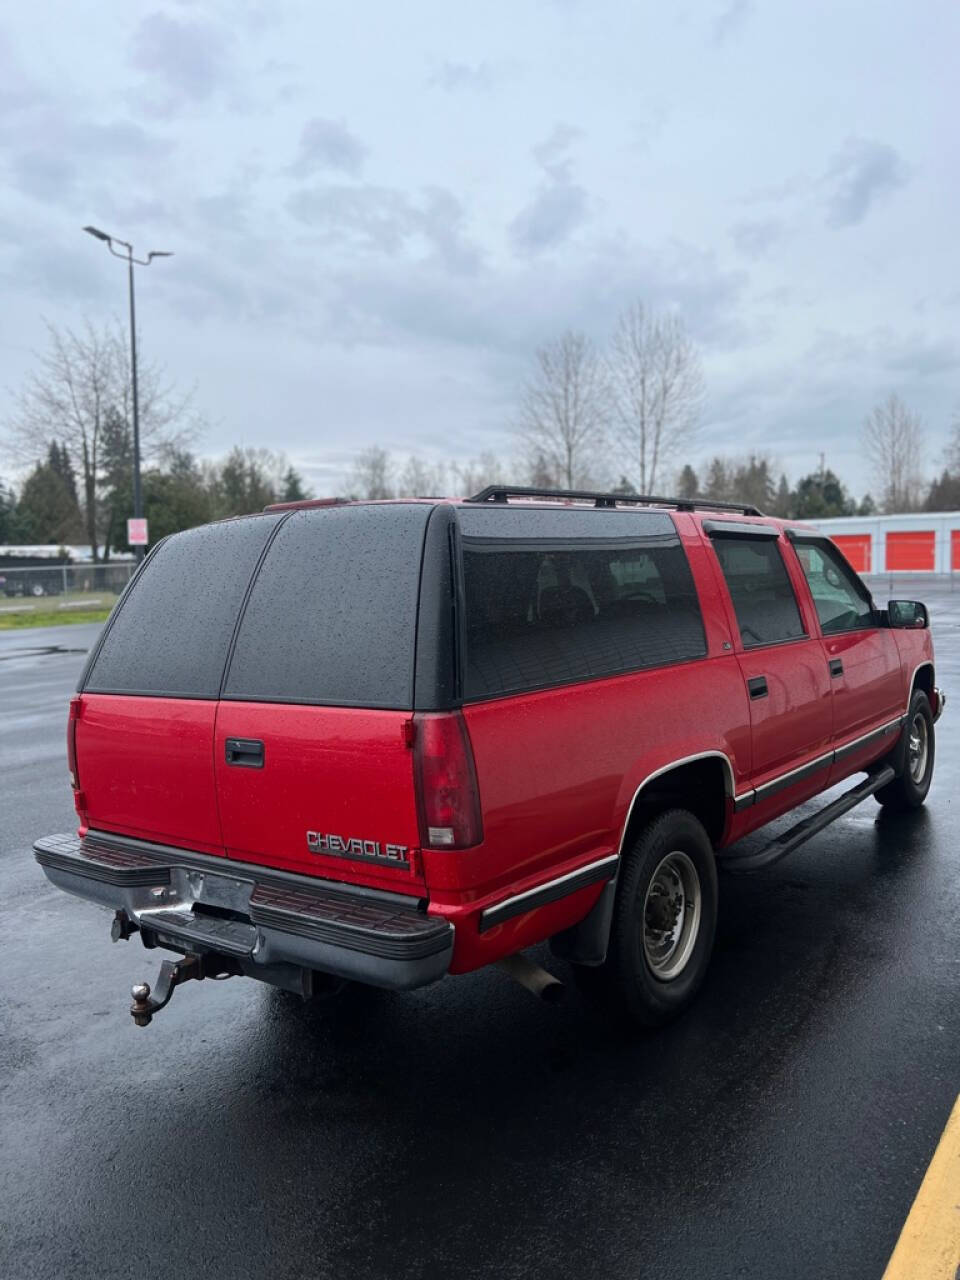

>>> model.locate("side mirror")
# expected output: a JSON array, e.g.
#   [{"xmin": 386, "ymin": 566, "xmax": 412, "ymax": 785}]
[{"xmin": 888, "ymin": 599, "xmax": 929, "ymax": 629}]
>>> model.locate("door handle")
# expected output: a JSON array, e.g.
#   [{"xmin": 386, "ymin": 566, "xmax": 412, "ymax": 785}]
[
  {"xmin": 747, "ymin": 676, "xmax": 768, "ymax": 700},
  {"xmin": 829, "ymin": 658, "xmax": 844, "ymax": 678},
  {"xmin": 225, "ymin": 738, "xmax": 264, "ymax": 768}
]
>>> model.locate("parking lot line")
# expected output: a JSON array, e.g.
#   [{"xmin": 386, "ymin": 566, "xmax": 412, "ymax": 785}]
[{"xmin": 882, "ymin": 1095, "xmax": 960, "ymax": 1279}]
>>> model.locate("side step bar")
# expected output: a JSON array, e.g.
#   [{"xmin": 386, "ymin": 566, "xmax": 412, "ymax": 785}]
[{"xmin": 719, "ymin": 766, "xmax": 896, "ymax": 875}]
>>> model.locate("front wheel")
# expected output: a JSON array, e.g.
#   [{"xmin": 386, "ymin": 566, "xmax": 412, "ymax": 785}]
[
  {"xmin": 876, "ymin": 690, "xmax": 935, "ymax": 811},
  {"xmin": 578, "ymin": 809, "xmax": 718, "ymax": 1027}
]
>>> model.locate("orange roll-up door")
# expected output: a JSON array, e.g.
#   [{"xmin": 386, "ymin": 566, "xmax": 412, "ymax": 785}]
[
  {"xmin": 886, "ymin": 530, "xmax": 935, "ymax": 571},
  {"xmin": 832, "ymin": 534, "xmax": 871, "ymax": 573}
]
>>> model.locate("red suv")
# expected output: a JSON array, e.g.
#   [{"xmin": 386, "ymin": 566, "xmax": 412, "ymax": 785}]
[{"xmin": 35, "ymin": 486, "xmax": 944, "ymax": 1027}]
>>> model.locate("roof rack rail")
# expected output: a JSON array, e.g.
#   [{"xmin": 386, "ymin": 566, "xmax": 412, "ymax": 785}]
[{"xmin": 466, "ymin": 485, "xmax": 763, "ymax": 518}]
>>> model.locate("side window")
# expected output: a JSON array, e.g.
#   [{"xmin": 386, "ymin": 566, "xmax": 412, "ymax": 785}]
[
  {"xmin": 712, "ymin": 536, "xmax": 806, "ymax": 648},
  {"xmin": 461, "ymin": 538, "xmax": 706, "ymax": 700},
  {"xmin": 793, "ymin": 541, "xmax": 876, "ymax": 635}
]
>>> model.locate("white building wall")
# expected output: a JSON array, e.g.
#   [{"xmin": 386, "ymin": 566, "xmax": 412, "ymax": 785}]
[{"xmin": 803, "ymin": 512, "xmax": 960, "ymax": 574}]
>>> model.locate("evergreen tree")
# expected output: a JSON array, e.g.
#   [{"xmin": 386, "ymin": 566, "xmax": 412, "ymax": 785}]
[
  {"xmin": 676, "ymin": 464, "xmax": 699, "ymax": 500},
  {"xmin": 924, "ymin": 471, "xmax": 960, "ymax": 512},
  {"xmin": 701, "ymin": 457, "xmax": 730, "ymax": 502},
  {"xmin": 791, "ymin": 468, "xmax": 856, "ymax": 519},
  {"xmin": 773, "ymin": 473, "xmax": 792, "ymax": 518},
  {"xmin": 281, "ymin": 466, "xmax": 311, "ymax": 502},
  {"xmin": 9, "ymin": 458, "xmax": 84, "ymax": 544},
  {"xmin": 48, "ymin": 441, "xmax": 79, "ymax": 505},
  {"xmin": 0, "ymin": 480, "xmax": 17, "ymax": 542},
  {"xmin": 98, "ymin": 408, "xmax": 134, "ymax": 559},
  {"xmin": 611, "ymin": 474, "xmax": 637, "ymax": 495}
]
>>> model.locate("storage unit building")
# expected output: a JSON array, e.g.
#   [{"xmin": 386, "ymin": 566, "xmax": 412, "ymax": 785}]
[{"xmin": 804, "ymin": 512, "xmax": 960, "ymax": 575}]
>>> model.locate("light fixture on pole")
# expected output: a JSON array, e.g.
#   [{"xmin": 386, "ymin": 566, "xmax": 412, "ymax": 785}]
[{"xmin": 83, "ymin": 226, "xmax": 173, "ymax": 560}]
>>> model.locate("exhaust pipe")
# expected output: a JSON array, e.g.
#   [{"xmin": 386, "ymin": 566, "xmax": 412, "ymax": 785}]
[{"xmin": 497, "ymin": 952, "xmax": 565, "ymax": 1003}]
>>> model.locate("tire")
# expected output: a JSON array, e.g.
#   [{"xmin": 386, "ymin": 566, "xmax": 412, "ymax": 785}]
[
  {"xmin": 578, "ymin": 809, "xmax": 718, "ymax": 1027},
  {"xmin": 876, "ymin": 690, "xmax": 935, "ymax": 811},
  {"xmin": 30, "ymin": 582, "xmax": 45, "ymax": 598}
]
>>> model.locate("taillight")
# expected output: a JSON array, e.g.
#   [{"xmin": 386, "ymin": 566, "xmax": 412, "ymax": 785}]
[
  {"xmin": 413, "ymin": 712, "xmax": 483, "ymax": 850},
  {"xmin": 67, "ymin": 696, "xmax": 81, "ymax": 790}
]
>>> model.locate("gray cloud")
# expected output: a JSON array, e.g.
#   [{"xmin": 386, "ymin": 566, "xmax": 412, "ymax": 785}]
[
  {"xmin": 130, "ymin": 12, "xmax": 233, "ymax": 103},
  {"xmin": 428, "ymin": 60, "xmax": 498, "ymax": 92},
  {"xmin": 291, "ymin": 117, "xmax": 367, "ymax": 176},
  {"xmin": 509, "ymin": 125, "xmax": 588, "ymax": 256},
  {"xmin": 287, "ymin": 182, "xmax": 479, "ymax": 272},
  {"xmin": 823, "ymin": 138, "xmax": 909, "ymax": 228},
  {"xmin": 730, "ymin": 218, "xmax": 783, "ymax": 258},
  {"xmin": 6, "ymin": 116, "xmax": 172, "ymax": 205},
  {"xmin": 509, "ymin": 182, "xmax": 588, "ymax": 256},
  {"xmin": 532, "ymin": 123, "xmax": 581, "ymax": 171},
  {"xmin": 712, "ymin": 0, "xmax": 753, "ymax": 45}
]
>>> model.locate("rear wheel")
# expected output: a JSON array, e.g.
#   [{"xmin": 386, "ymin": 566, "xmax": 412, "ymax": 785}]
[
  {"xmin": 876, "ymin": 690, "xmax": 935, "ymax": 811},
  {"xmin": 578, "ymin": 809, "xmax": 718, "ymax": 1027}
]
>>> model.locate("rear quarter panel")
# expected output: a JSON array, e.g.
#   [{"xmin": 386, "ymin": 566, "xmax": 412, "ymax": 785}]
[{"xmin": 435, "ymin": 517, "xmax": 752, "ymax": 971}]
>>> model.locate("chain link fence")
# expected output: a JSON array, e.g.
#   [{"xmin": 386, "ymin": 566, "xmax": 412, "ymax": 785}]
[{"xmin": 0, "ymin": 563, "xmax": 136, "ymax": 614}]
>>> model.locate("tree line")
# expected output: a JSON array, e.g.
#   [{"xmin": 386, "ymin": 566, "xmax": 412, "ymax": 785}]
[
  {"xmin": 3, "ymin": 312, "xmax": 959, "ymax": 554},
  {"xmin": 0, "ymin": 320, "xmax": 309, "ymax": 555}
]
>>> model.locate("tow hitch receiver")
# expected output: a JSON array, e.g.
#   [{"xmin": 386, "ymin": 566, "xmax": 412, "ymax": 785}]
[{"xmin": 129, "ymin": 952, "xmax": 240, "ymax": 1027}]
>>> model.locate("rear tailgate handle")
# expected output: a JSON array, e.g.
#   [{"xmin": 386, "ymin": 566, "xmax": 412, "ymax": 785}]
[
  {"xmin": 225, "ymin": 738, "xmax": 264, "ymax": 768},
  {"xmin": 747, "ymin": 676, "xmax": 768, "ymax": 700},
  {"xmin": 829, "ymin": 658, "xmax": 844, "ymax": 678}
]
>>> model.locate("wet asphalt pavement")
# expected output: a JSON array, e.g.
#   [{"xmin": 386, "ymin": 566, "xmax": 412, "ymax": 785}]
[{"xmin": 2, "ymin": 597, "xmax": 958, "ymax": 1280}]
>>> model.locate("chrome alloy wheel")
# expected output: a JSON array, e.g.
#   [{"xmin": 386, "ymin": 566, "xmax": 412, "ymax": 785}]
[
  {"xmin": 641, "ymin": 851, "xmax": 702, "ymax": 981},
  {"xmin": 908, "ymin": 712, "xmax": 929, "ymax": 783}
]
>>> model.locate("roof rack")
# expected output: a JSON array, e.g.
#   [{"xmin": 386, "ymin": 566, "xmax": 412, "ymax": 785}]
[{"xmin": 466, "ymin": 485, "xmax": 763, "ymax": 518}]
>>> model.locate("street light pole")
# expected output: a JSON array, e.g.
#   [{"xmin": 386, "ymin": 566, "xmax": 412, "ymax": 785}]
[
  {"xmin": 83, "ymin": 226, "xmax": 173, "ymax": 561},
  {"xmin": 127, "ymin": 249, "xmax": 142, "ymax": 556}
]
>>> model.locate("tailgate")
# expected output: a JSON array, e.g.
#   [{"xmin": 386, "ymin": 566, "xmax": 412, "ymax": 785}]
[
  {"xmin": 214, "ymin": 704, "xmax": 425, "ymax": 891},
  {"xmin": 76, "ymin": 694, "xmax": 223, "ymax": 854}
]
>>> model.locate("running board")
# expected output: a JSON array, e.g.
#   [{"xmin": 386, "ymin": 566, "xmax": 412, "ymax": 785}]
[{"xmin": 719, "ymin": 766, "xmax": 896, "ymax": 875}]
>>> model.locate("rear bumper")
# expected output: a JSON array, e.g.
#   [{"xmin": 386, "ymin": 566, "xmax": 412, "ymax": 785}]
[
  {"xmin": 35, "ymin": 831, "xmax": 454, "ymax": 992},
  {"xmin": 933, "ymin": 686, "xmax": 946, "ymax": 723}
]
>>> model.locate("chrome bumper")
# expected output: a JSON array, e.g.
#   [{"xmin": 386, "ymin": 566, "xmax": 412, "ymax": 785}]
[
  {"xmin": 35, "ymin": 831, "xmax": 454, "ymax": 992},
  {"xmin": 933, "ymin": 686, "xmax": 946, "ymax": 722}
]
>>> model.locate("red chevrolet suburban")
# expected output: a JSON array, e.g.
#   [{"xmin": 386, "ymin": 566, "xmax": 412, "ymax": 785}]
[{"xmin": 35, "ymin": 486, "xmax": 944, "ymax": 1027}]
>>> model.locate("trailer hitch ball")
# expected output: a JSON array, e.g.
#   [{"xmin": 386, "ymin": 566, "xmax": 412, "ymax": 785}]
[
  {"xmin": 128, "ymin": 953, "xmax": 239, "ymax": 1026},
  {"xmin": 131, "ymin": 981, "xmax": 155, "ymax": 1027}
]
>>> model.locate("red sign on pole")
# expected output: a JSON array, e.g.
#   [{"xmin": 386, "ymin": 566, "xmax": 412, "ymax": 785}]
[{"xmin": 127, "ymin": 518, "xmax": 149, "ymax": 546}]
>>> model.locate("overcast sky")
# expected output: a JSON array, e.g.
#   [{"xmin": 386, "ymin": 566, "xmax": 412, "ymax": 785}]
[{"xmin": 1, "ymin": 0, "xmax": 957, "ymax": 498}]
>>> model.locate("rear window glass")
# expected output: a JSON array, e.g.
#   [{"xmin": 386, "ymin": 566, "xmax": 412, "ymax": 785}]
[
  {"xmin": 712, "ymin": 536, "xmax": 806, "ymax": 647},
  {"xmin": 84, "ymin": 515, "xmax": 282, "ymax": 698},
  {"xmin": 461, "ymin": 534, "xmax": 706, "ymax": 699},
  {"xmin": 223, "ymin": 504, "xmax": 431, "ymax": 708}
]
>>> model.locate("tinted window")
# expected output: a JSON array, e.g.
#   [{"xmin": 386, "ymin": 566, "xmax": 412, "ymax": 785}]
[
  {"xmin": 223, "ymin": 504, "xmax": 431, "ymax": 708},
  {"xmin": 712, "ymin": 536, "xmax": 806, "ymax": 647},
  {"xmin": 793, "ymin": 541, "xmax": 875, "ymax": 634},
  {"xmin": 462, "ymin": 535, "xmax": 706, "ymax": 699},
  {"xmin": 84, "ymin": 515, "xmax": 282, "ymax": 697}
]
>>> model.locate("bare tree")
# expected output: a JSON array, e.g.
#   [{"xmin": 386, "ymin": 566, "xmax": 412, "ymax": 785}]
[
  {"xmin": 862, "ymin": 393, "xmax": 926, "ymax": 513},
  {"xmin": 398, "ymin": 455, "xmax": 449, "ymax": 497},
  {"xmin": 606, "ymin": 303, "xmax": 704, "ymax": 493},
  {"xmin": 350, "ymin": 445, "xmax": 395, "ymax": 499},
  {"xmin": 5, "ymin": 318, "xmax": 200, "ymax": 560},
  {"xmin": 945, "ymin": 405, "xmax": 960, "ymax": 475},
  {"xmin": 516, "ymin": 330, "xmax": 606, "ymax": 489},
  {"xmin": 451, "ymin": 451, "xmax": 508, "ymax": 496}
]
